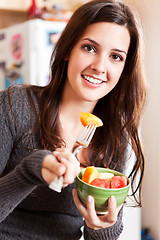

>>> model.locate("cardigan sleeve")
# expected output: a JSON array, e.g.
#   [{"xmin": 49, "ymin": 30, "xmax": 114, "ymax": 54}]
[
  {"xmin": 83, "ymin": 207, "xmax": 124, "ymax": 240},
  {"xmin": 0, "ymin": 150, "xmax": 52, "ymax": 223},
  {"xmin": 0, "ymin": 87, "xmax": 53, "ymax": 222}
]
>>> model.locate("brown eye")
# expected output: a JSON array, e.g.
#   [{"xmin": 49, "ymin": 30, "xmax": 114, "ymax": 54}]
[
  {"xmin": 82, "ymin": 44, "xmax": 96, "ymax": 53},
  {"xmin": 111, "ymin": 53, "xmax": 123, "ymax": 61}
]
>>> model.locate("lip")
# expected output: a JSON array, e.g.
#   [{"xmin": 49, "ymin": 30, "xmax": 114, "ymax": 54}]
[
  {"xmin": 82, "ymin": 74, "xmax": 105, "ymax": 82},
  {"xmin": 81, "ymin": 74, "xmax": 106, "ymax": 88}
]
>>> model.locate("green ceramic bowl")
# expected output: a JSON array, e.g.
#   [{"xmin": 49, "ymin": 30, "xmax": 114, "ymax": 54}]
[{"xmin": 76, "ymin": 167, "xmax": 130, "ymax": 213}]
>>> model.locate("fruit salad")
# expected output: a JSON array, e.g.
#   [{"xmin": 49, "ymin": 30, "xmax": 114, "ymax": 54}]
[{"xmin": 81, "ymin": 166, "xmax": 128, "ymax": 189}]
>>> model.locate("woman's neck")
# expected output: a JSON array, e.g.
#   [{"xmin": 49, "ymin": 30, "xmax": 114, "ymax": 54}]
[
  {"xmin": 60, "ymin": 81, "xmax": 97, "ymax": 119},
  {"xmin": 59, "ymin": 101, "xmax": 96, "ymax": 152},
  {"xmin": 58, "ymin": 79, "xmax": 98, "ymax": 151}
]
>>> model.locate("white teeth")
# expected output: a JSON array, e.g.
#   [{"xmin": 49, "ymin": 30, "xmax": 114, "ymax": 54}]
[{"xmin": 83, "ymin": 75, "xmax": 103, "ymax": 84}]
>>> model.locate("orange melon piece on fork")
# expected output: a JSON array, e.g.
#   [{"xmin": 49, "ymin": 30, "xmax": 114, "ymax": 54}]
[
  {"xmin": 82, "ymin": 166, "xmax": 99, "ymax": 184},
  {"xmin": 80, "ymin": 112, "xmax": 103, "ymax": 127}
]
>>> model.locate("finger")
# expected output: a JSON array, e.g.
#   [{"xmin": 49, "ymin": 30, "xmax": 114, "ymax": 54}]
[
  {"xmin": 86, "ymin": 195, "xmax": 98, "ymax": 220},
  {"xmin": 59, "ymin": 158, "xmax": 76, "ymax": 184},
  {"xmin": 41, "ymin": 167, "xmax": 57, "ymax": 184},
  {"xmin": 54, "ymin": 151, "xmax": 80, "ymax": 179},
  {"xmin": 54, "ymin": 149, "xmax": 80, "ymax": 167},
  {"xmin": 72, "ymin": 189, "xmax": 88, "ymax": 218},
  {"xmin": 42, "ymin": 154, "xmax": 66, "ymax": 176},
  {"xmin": 59, "ymin": 157, "xmax": 80, "ymax": 176},
  {"xmin": 107, "ymin": 196, "xmax": 117, "ymax": 224},
  {"xmin": 53, "ymin": 149, "xmax": 80, "ymax": 185},
  {"xmin": 53, "ymin": 148, "xmax": 70, "ymax": 158}
]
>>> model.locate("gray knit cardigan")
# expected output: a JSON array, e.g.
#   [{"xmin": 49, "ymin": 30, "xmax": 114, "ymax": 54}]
[{"xmin": 0, "ymin": 85, "xmax": 124, "ymax": 240}]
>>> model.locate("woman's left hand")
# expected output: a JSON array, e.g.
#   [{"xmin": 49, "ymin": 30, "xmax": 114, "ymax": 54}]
[{"xmin": 72, "ymin": 189, "xmax": 122, "ymax": 230}]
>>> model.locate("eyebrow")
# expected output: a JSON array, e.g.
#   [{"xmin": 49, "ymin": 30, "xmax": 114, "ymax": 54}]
[
  {"xmin": 82, "ymin": 37, "xmax": 127, "ymax": 55},
  {"xmin": 82, "ymin": 38, "xmax": 100, "ymax": 46},
  {"xmin": 112, "ymin": 48, "xmax": 127, "ymax": 55}
]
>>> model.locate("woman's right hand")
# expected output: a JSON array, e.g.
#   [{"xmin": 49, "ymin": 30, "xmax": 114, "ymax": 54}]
[
  {"xmin": 41, "ymin": 154, "xmax": 66, "ymax": 185},
  {"xmin": 41, "ymin": 148, "xmax": 80, "ymax": 187},
  {"xmin": 52, "ymin": 148, "xmax": 80, "ymax": 187}
]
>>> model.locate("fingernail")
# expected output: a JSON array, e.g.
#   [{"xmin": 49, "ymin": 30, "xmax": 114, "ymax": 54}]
[
  {"xmin": 110, "ymin": 196, "xmax": 116, "ymax": 203},
  {"xmin": 88, "ymin": 195, "xmax": 92, "ymax": 203}
]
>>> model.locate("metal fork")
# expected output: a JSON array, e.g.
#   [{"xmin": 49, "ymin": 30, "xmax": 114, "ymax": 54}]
[
  {"xmin": 73, "ymin": 124, "xmax": 97, "ymax": 156},
  {"xmin": 49, "ymin": 124, "xmax": 97, "ymax": 192}
]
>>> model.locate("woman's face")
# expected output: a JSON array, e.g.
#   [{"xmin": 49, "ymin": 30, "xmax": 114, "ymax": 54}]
[{"xmin": 66, "ymin": 22, "xmax": 130, "ymax": 103}]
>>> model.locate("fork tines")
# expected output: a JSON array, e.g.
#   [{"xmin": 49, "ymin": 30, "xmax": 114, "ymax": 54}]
[{"xmin": 77, "ymin": 125, "xmax": 97, "ymax": 146}]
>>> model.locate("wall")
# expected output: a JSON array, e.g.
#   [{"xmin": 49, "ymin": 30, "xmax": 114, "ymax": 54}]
[
  {"xmin": 141, "ymin": 1, "xmax": 160, "ymax": 238},
  {"xmin": 0, "ymin": 0, "xmax": 90, "ymax": 29},
  {"xmin": 127, "ymin": 0, "xmax": 160, "ymax": 239},
  {"xmin": 0, "ymin": 0, "xmax": 90, "ymax": 11},
  {"xmin": 0, "ymin": 0, "xmax": 29, "ymax": 10},
  {"xmin": 0, "ymin": 9, "xmax": 28, "ymax": 29}
]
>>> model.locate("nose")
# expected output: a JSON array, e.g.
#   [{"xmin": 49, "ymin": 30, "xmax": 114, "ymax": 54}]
[{"xmin": 90, "ymin": 54, "xmax": 106, "ymax": 74}]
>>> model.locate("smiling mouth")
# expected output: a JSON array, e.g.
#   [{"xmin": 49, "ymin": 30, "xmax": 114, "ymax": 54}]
[{"xmin": 82, "ymin": 75, "xmax": 105, "ymax": 84}]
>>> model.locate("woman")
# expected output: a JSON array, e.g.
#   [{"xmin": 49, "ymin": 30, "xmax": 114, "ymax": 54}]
[{"xmin": 0, "ymin": 0, "xmax": 146, "ymax": 239}]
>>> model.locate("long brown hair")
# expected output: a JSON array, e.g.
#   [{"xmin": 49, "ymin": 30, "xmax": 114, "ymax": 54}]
[{"xmin": 38, "ymin": 0, "xmax": 146, "ymax": 206}]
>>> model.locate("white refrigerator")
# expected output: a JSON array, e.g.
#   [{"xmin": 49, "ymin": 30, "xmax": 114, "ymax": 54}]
[{"xmin": 0, "ymin": 19, "xmax": 66, "ymax": 90}]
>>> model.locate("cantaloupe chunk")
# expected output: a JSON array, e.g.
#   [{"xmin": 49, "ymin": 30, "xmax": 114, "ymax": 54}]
[
  {"xmin": 80, "ymin": 112, "xmax": 103, "ymax": 127},
  {"xmin": 81, "ymin": 166, "xmax": 99, "ymax": 184}
]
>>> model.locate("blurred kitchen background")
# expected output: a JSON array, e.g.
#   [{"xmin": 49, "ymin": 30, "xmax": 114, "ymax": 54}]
[{"xmin": 0, "ymin": 0, "xmax": 159, "ymax": 239}]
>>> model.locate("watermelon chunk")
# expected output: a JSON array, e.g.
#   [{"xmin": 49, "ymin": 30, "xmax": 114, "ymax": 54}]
[
  {"xmin": 110, "ymin": 176, "xmax": 127, "ymax": 189},
  {"xmin": 90, "ymin": 178, "xmax": 110, "ymax": 189}
]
